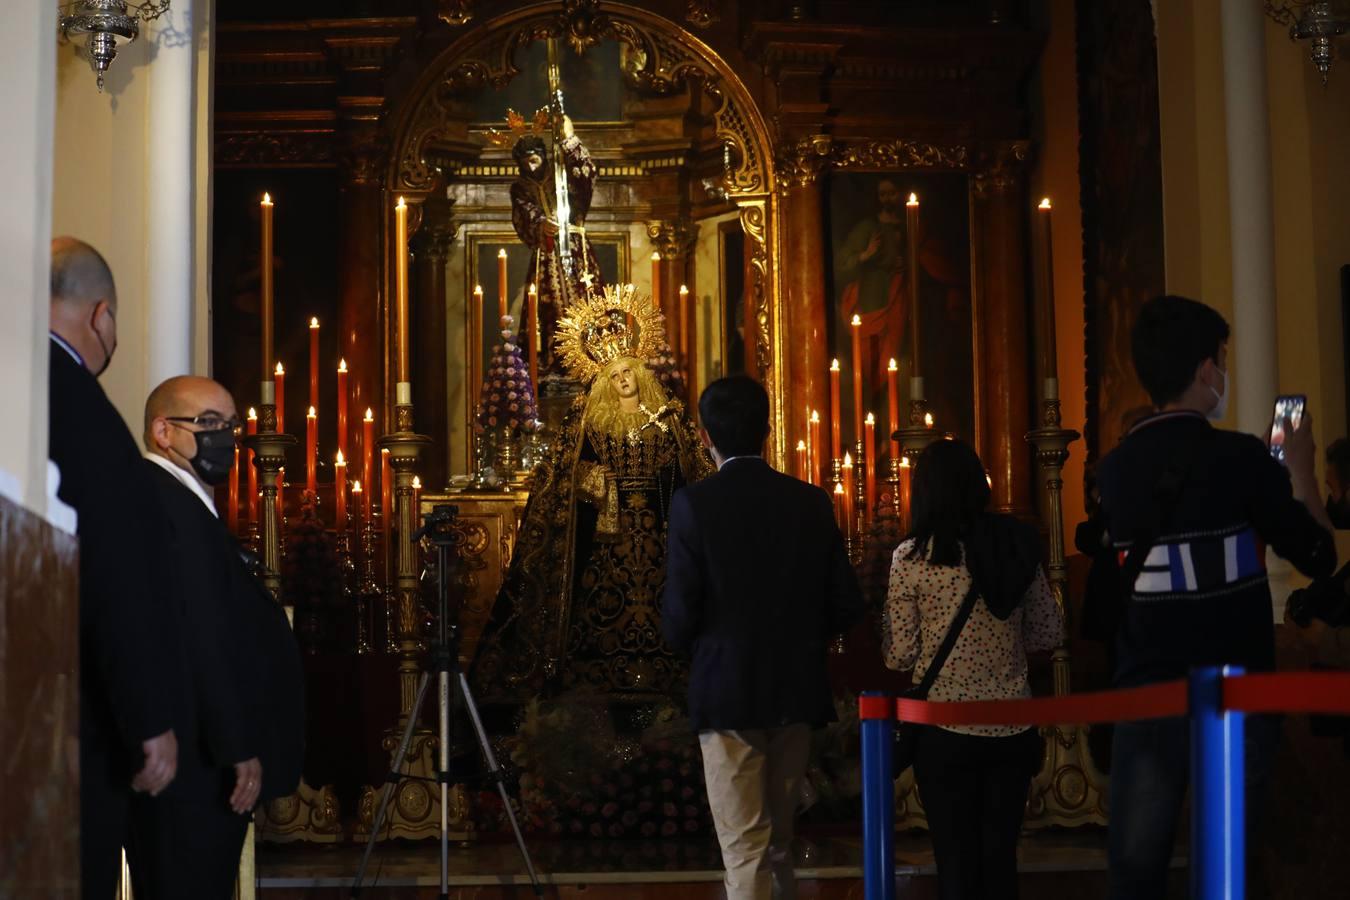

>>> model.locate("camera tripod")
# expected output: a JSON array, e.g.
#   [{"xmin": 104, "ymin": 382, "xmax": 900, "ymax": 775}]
[{"xmin": 351, "ymin": 504, "xmax": 543, "ymax": 899}]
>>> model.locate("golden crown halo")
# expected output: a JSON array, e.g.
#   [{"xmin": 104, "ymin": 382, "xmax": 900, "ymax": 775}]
[
  {"xmin": 484, "ymin": 107, "xmax": 551, "ymax": 149},
  {"xmin": 554, "ymin": 283, "xmax": 666, "ymax": 383}
]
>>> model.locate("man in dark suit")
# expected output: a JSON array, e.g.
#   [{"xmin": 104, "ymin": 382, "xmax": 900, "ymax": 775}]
[
  {"xmin": 127, "ymin": 375, "xmax": 304, "ymax": 899},
  {"xmin": 662, "ymin": 376, "xmax": 863, "ymax": 900},
  {"xmin": 48, "ymin": 237, "xmax": 180, "ymax": 898}
]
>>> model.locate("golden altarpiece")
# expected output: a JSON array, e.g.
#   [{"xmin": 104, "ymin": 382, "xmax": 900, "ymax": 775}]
[{"xmin": 210, "ymin": 0, "xmax": 1106, "ymax": 851}]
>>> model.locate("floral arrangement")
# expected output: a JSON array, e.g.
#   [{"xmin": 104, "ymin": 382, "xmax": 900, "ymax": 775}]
[{"xmin": 475, "ymin": 315, "xmax": 540, "ymax": 433}]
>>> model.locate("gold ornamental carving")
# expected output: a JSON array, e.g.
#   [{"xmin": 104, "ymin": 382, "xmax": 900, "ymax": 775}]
[
  {"xmin": 685, "ymin": 0, "xmax": 720, "ymax": 29},
  {"xmin": 257, "ymin": 780, "xmax": 344, "ymax": 843},
  {"xmin": 438, "ymin": 0, "xmax": 474, "ymax": 26},
  {"xmin": 776, "ymin": 134, "xmax": 834, "ymax": 188},
  {"xmin": 646, "ymin": 218, "xmax": 699, "ymax": 260},
  {"xmin": 972, "ymin": 140, "xmax": 1032, "ymax": 198},
  {"xmin": 737, "ymin": 201, "xmax": 773, "ymax": 378}
]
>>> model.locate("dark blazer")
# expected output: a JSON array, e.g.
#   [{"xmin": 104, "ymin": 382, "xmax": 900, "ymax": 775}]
[
  {"xmin": 661, "ymin": 457, "xmax": 863, "ymax": 731},
  {"xmin": 144, "ymin": 460, "xmax": 306, "ymax": 803},
  {"xmin": 48, "ymin": 339, "xmax": 176, "ymax": 770}
]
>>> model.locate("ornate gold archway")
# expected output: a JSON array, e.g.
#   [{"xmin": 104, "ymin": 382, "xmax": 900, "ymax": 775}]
[{"xmin": 384, "ymin": 0, "xmax": 785, "ymax": 463}]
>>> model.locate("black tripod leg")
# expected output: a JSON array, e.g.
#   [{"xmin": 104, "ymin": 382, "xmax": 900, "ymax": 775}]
[
  {"xmin": 456, "ymin": 671, "xmax": 545, "ymax": 896},
  {"xmin": 350, "ymin": 670, "xmax": 433, "ymax": 897}
]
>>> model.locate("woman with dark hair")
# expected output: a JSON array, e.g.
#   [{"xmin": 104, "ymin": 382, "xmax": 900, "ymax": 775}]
[{"xmin": 882, "ymin": 438, "xmax": 1062, "ymax": 899}]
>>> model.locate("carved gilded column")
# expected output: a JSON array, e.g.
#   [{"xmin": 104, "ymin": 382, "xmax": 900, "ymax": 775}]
[
  {"xmin": 972, "ymin": 143, "xmax": 1034, "ymax": 517},
  {"xmin": 337, "ymin": 129, "xmax": 387, "ymax": 462},
  {"xmin": 412, "ymin": 197, "xmax": 456, "ymax": 491},
  {"xmin": 778, "ymin": 136, "xmax": 832, "ymax": 483}
]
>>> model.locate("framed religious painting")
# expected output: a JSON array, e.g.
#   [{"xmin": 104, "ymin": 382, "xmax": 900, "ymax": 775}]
[{"xmin": 826, "ymin": 172, "xmax": 976, "ymax": 454}]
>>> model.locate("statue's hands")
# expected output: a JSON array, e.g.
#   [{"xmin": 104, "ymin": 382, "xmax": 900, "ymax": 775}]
[{"xmin": 541, "ymin": 217, "xmax": 560, "ymax": 236}]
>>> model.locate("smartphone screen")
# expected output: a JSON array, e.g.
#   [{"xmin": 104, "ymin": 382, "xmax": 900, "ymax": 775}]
[{"xmin": 1269, "ymin": 395, "xmax": 1306, "ymax": 464}]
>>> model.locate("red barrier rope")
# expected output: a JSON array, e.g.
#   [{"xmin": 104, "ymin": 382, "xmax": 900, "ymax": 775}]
[
  {"xmin": 858, "ymin": 671, "xmax": 1350, "ymax": 727},
  {"xmin": 1224, "ymin": 671, "xmax": 1350, "ymax": 715}
]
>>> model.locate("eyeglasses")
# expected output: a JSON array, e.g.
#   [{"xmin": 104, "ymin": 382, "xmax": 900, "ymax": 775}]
[{"xmin": 165, "ymin": 415, "xmax": 243, "ymax": 438}]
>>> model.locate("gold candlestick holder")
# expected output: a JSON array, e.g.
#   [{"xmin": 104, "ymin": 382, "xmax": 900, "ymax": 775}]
[
  {"xmin": 247, "ymin": 408, "xmax": 343, "ymax": 845},
  {"xmin": 1023, "ymin": 397, "xmax": 1108, "ymax": 828},
  {"xmin": 854, "ymin": 438, "xmax": 868, "ymax": 546}
]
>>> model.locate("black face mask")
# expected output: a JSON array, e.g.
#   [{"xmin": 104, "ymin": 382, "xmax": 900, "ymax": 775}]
[
  {"xmin": 92, "ymin": 310, "xmax": 116, "ymax": 378},
  {"xmin": 188, "ymin": 428, "xmax": 237, "ymax": 486}
]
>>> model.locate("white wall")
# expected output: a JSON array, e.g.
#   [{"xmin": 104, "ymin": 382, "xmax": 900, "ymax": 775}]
[
  {"xmin": 51, "ymin": 0, "xmax": 213, "ymax": 437},
  {"xmin": 0, "ymin": 0, "xmax": 56, "ymax": 518}
]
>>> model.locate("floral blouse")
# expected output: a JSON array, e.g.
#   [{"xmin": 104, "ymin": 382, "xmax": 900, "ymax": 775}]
[{"xmin": 882, "ymin": 538, "xmax": 1063, "ymax": 737}]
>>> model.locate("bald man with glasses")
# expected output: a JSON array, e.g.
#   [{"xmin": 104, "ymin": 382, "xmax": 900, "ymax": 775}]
[{"xmin": 125, "ymin": 375, "xmax": 303, "ymax": 899}]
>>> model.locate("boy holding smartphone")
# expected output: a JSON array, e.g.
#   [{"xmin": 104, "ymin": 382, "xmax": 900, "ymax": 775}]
[{"xmin": 1096, "ymin": 294, "xmax": 1336, "ymax": 899}]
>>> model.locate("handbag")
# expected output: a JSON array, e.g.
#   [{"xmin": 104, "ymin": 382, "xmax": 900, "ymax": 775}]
[{"xmin": 893, "ymin": 579, "xmax": 981, "ymax": 776}]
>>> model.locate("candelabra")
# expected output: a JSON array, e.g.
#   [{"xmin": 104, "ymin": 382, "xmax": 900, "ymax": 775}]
[
  {"xmin": 853, "ymin": 438, "xmax": 868, "ymax": 549},
  {"xmin": 892, "ymin": 399, "xmax": 940, "ymax": 466},
  {"xmin": 248, "ymin": 409, "xmax": 343, "ymax": 845},
  {"xmin": 1023, "ymin": 397, "xmax": 1109, "ymax": 828},
  {"xmin": 355, "ymin": 518, "xmax": 379, "ymax": 656}
]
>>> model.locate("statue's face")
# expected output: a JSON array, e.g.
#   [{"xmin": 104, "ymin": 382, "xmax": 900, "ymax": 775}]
[
  {"xmin": 525, "ymin": 151, "xmax": 543, "ymax": 172},
  {"xmin": 608, "ymin": 362, "xmax": 640, "ymax": 400}
]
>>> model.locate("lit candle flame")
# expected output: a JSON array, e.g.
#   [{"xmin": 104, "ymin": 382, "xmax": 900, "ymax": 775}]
[
  {"xmin": 834, "ymin": 483, "xmax": 845, "ymax": 495},
  {"xmin": 528, "ymin": 283, "xmax": 537, "ymax": 295},
  {"xmin": 352, "ymin": 481, "xmax": 362, "ymax": 493},
  {"xmin": 679, "ymin": 284, "xmax": 688, "ymax": 295},
  {"xmin": 851, "ymin": 314, "xmax": 862, "ymax": 327},
  {"xmin": 335, "ymin": 450, "xmax": 346, "ymax": 465},
  {"xmin": 338, "ymin": 359, "xmax": 347, "ymax": 373},
  {"xmin": 924, "ymin": 412, "xmax": 934, "ymax": 427},
  {"xmin": 900, "ymin": 457, "xmax": 910, "ymax": 468},
  {"xmin": 364, "ymin": 408, "xmax": 374, "ymax": 422},
  {"xmin": 888, "ymin": 358, "xmax": 898, "ymax": 371},
  {"xmin": 396, "ymin": 196, "xmax": 406, "ymax": 210},
  {"xmin": 307, "ymin": 406, "xmax": 316, "ymax": 418},
  {"xmin": 498, "ymin": 248, "xmax": 507, "ymax": 258},
  {"xmin": 907, "ymin": 193, "xmax": 919, "ymax": 206},
  {"xmin": 797, "ymin": 439, "xmax": 807, "ymax": 451},
  {"xmin": 810, "ymin": 410, "xmax": 820, "ymax": 424},
  {"xmin": 473, "ymin": 284, "xmax": 483, "ymax": 296},
  {"xmin": 831, "ymin": 359, "xmax": 840, "ymax": 371},
  {"xmin": 865, "ymin": 412, "xmax": 875, "ymax": 426},
  {"xmin": 412, "ymin": 476, "xmax": 422, "ymax": 490},
  {"xmin": 1039, "ymin": 197, "xmax": 1052, "ymax": 210},
  {"xmin": 275, "ymin": 362, "xmax": 285, "ymax": 376},
  {"xmin": 843, "ymin": 452, "xmax": 853, "ymax": 467},
  {"xmin": 247, "ymin": 408, "xmax": 257, "ymax": 420},
  {"xmin": 310, "ymin": 317, "xmax": 319, "ymax": 329},
  {"xmin": 651, "ymin": 251, "xmax": 661, "ymax": 261},
  {"xmin": 262, "ymin": 192, "xmax": 272, "ymax": 205}
]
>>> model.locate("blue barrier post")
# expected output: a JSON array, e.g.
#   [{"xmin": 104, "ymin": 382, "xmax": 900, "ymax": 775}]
[
  {"xmin": 860, "ymin": 692, "xmax": 895, "ymax": 900},
  {"xmin": 1189, "ymin": 666, "xmax": 1245, "ymax": 900}
]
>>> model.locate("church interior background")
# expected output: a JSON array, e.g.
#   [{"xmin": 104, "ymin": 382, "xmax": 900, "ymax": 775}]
[{"xmin": 5, "ymin": 0, "xmax": 1350, "ymax": 897}]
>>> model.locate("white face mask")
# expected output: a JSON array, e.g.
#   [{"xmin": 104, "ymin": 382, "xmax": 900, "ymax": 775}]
[{"xmin": 1207, "ymin": 366, "xmax": 1229, "ymax": 421}]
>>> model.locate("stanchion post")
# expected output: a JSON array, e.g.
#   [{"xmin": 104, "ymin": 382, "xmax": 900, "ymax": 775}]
[
  {"xmin": 1189, "ymin": 665, "xmax": 1245, "ymax": 900},
  {"xmin": 859, "ymin": 692, "xmax": 895, "ymax": 900}
]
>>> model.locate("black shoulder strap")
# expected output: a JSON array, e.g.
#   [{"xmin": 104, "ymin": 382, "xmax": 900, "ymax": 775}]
[
  {"xmin": 1118, "ymin": 426, "xmax": 1216, "ymax": 593},
  {"xmin": 912, "ymin": 579, "xmax": 982, "ymax": 699}
]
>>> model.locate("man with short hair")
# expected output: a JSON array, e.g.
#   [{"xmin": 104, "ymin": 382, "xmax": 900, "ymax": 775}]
[
  {"xmin": 48, "ymin": 236, "xmax": 180, "ymax": 897},
  {"xmin": 128, "ymin": 375, "xmax": 303, "ymax": 899},
  {"xmin": 1097, "ymin": 295, "xmax": 1336, "ymax": 898},
  {"xmin": 662, "ymin": 376, "xmax": 862, "ymax": 900}
]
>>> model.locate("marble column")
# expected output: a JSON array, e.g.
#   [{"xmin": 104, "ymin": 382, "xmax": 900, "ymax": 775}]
[
  {"xmin": 779, "ymin": 140, "xmax": 831, "ymax": 483},
  {"xmin": 145, "ymin": 0, "xmax": 197, "ymax": 384},
  {"xmin": 1220, "ymin": 0, "xmax": 1279, "ymax": 436},
  {"xmin": 336, "ymin": 131, "xmax": 386, "ymax": 459},
  {"xmin": 411, "ymin": 198, "xmax": 455, "ymax": 491},
  {"xmin": 974, "ymin": 144, "xmax": 1034, "ymax": 517}
]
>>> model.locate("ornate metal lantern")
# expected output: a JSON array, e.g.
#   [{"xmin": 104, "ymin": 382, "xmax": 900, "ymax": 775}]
[{"xmin": 58, "ymin": 0, "xmax": 171, "ymax": 92}]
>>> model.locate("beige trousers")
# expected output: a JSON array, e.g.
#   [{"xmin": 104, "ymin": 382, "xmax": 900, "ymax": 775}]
[{"xmin": 698, "ymin": 724, "xmax": 811, "ymax": 900}]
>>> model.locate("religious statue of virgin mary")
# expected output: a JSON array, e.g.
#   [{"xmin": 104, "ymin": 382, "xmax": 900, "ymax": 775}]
[{"xmin": 472, "ymin": 284, "xmax": 713, "ymax": 702}]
